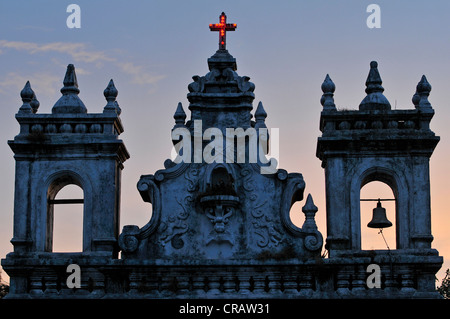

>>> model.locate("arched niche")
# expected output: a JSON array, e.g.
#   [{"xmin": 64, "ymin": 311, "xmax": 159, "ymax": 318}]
[
  {"xmin": 51, "ymin": 184, "xmax": 84, "ymax": 252},
  {"xmin": 42, "ymin": 170, "xmax": 92, "ymax": 253},
  {"xmin": 350, "ymin": 165, "xmax": 410, "ymax": 250},
  {"xmin": 360, "ymin": 181, "xmax": 396, "ymax": 250}
]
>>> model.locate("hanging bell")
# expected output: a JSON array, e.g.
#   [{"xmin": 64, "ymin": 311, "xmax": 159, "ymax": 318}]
[{"xmin": 367, "ymin": 200, "xmax": 393, "ymax": 229}]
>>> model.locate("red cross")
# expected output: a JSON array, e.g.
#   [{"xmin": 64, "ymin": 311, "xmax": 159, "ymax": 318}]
[{"xmin": 209, "ymin": 12, "xmax": 237, "ymax": 50}]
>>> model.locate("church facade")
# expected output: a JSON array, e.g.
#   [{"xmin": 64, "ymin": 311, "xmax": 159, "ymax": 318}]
[{"xmin": 1, "ymin": 13, "xmax": 442, "ymax": 299}]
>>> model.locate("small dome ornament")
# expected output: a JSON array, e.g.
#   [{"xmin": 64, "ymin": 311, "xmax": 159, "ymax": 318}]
[
  {"xmin": 52, "ymin": 64, "xmax": 87, "ymax": 114},
  {"xmin": 359, "ymin": 61, "xmax": 391, "ymax": 111},
  {"xmin": 320, "ymin": 74, "xmax": 336, "ymax": 111},
  {"xmin": 103, "ymin": 79, "xmax": 121, "ymax": 115}
]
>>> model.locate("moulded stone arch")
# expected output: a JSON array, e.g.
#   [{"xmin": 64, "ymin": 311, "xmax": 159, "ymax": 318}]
[
  {"xmin": 349, "ymin": 162, "xmax": 411, "ymax": 250},
  {"xmin": 37, "ymin": 169, "xmax": 94, "ymax": 252}
]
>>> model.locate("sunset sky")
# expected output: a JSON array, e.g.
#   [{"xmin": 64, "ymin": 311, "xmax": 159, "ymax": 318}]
[{"xmin": 0, "ymin": 0, "xmax": 449, "ymax": 284}]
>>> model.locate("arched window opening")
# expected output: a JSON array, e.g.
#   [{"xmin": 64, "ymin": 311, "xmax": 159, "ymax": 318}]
[
  {"xmin": 360, "ymin": 181, "xmax": 396, "ymax": 251},
  {"xmin": 47, "ymin": 182, "xmax": 84, "ymax": 253}
]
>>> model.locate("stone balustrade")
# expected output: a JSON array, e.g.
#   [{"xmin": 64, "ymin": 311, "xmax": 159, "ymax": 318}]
[
  {"xmin": 319, "ymin": 109, "xmax": 434, "ymax": 134},
  {"xmin": 15, "ymin": 113, "xmax": 124, "ymax": 137},
  {"xmin": 3, "ymin": 251, "xmax": 441, "ymax": 298}
]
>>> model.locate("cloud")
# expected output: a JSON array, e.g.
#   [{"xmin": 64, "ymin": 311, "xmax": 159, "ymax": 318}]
[
  {"xmin": 0, "ymin": 40, "xmax": 165, "ymax": 90},
  {"xmin": 0, "ymin": 72, "xmax": 60, "ymax": 97},
  {"xmin": 0, "ymin": 40, "xmax": 114, "ymax": 64},
  {"xmin": 117, "ymin": 62, "xmax": 166, "ymax": 85}
]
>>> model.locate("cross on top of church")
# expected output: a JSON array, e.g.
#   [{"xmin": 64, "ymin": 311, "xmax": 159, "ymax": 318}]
[{"xmin": 209, "ymin": 12, "xmax": 236, "ymax": 50}]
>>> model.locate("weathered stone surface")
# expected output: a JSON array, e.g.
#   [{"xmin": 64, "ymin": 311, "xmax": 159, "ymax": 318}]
[
  {"xmin": 119, "ymin": 49, "xmax": 323, "ymax": 262},
  {"xmin": 1, "ymin": 23, "xmax": 442, "ymax": 299},
  {"xmin": 4, "ymin": 65, "xmax": 129, "ymax": 256},
  {"xmin": 315, "ymin": 61, "xmax": 442, "ymax": 298}
]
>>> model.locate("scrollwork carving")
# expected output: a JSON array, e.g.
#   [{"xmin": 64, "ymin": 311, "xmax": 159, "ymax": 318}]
[
  {"xmin": 118, "ymin": 225, "xmax": 140, "ymax": 253},
  {"xmin": 159, "ymin": 197, "xmax": 190, "ymax": 249},
  {"xmin": 185, "ymin": 165, "xmax": 205, "ymax": 192},
  {"xmin": 253, "ymin": 215, "xmax": 282, "ymax": 248},
  {"xmin": 135, "ymin": 176, "xmax": 161, "ymax": 240},
  {"xmin": 304, "ymin": 232, "xmax": 323, "ymax": 252},
  {"xmin": 251, "ymin": 199, "xmax": 267, "ymax": 219},
  {"xmin": 249, "ymin": 195, "xmax": 283, "ymax": 248},
  {"xmin": 240, "ymin": 166, "xmax": 254, "ymax": 192}
]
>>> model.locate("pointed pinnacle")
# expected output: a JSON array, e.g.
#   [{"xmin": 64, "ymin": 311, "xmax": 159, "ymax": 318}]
[
  {"xmin": 365, "ymin": 61, "xmax": 383, "ymax": 94},
  {"xmin": 321, "ymin": 74, "xmax": 336, "ymax": 110},
  {"xmin": 61, "ymin": 64, "xmax": 80, "ymax": 95},
  {"xmin": 416, "ymin": 75, "xmax": 432, "ymax": 109},
  {"xmin": 104, "ymin": 79, "xmax": 118, "ymax": 101},
  {"xmin": 255, "ymin": 101, "xmax": 267, "ymax": 120},
  {"xmin": 20, "ymin": 81, "xmax": 34, "ymax": 102},
  {"xmin": 302, "ymin": 194, "xmax": 318, "ymax": 213},
  {"xmin": 103, "ymin": 79, "xmax": 121, "ymax": 115},
  {"xmin": 359, "ymin": 61, "xmax": 391, "ymax": 111},
  {"xmin": 174, "ymin": 102, "xmax": 186, "ymax": 125},
  {"xmin": 52, "ymin": 64, "xmax": 86, "ymax": 113},
  {"xmin": 417, "ymin": 75, "xmax": 431, "ymax": 94},
  {"xmin": 321, "ymin": 74, "xmax": 335, "ymax": 94},
  {"xmin": 19, "ymin": 81, "xmax": 34, "ymax": 113}
]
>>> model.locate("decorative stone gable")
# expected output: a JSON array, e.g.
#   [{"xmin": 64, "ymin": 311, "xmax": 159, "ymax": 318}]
[{"xmin": 119, "ymin": 47, "xmax": 323, "ymax": 261}]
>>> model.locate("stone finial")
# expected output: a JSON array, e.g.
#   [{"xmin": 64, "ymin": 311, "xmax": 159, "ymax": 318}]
[
  {"xmin": 61, "ymin": 64, "xmax": 80, "ymax": 96},
  {"xmin": 416, "ymin": 75, "xmax": 432, "ymax": 110},
  {"xmin": 320, "ymin": 74, "xmax": 336, "ymax": 111},
  {"xmin": 359, "ymin": 61, "xmax": 391, "ymax": 111},
  {"xmin": 302, "ymin": 194, "xmax": 319, "ymax": 232},
  {"xmin": 255, "ymin": 101, "xmax": 267, "ymax": 128},
  {"xmin": 19, "ymin": 81, "xmax": 34, "ymax": 113},
  {"xmin": 20, "ymin": 81, "xmax": 39, "ymax": 113},
  {"xmin": 52, "ymin": 64, "xmax": 87, "ymax": 114},
  {"xmin": 173, "ymin": 102, "xmax": 186, "ymax": 127},
  {"xmin": 103, "ymin": 79, "xmax": 121, "ymax": 115}
]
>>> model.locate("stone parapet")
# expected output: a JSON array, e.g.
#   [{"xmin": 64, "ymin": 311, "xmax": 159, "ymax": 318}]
[{"xmin": 2, "ymin": 250, "xmax": 442, "ymax": 299}]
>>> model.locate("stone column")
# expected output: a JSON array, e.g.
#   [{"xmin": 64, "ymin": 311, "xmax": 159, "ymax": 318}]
[
  {"xmin": 237, "ymin": 273, "xmax": 252, "ymax": 295},
  {"xmin": 11, "ymin": 160, "xmax": 32, "ymax": 252},
  {"xmin": 283, "ymin": 273, "xmax": 299, "ymax": 294},
  {"xmin": 411, "ymin": 156, "xmax": 433, "ymax": 249},
  {"xmin": 325, "ymin": 158, "xmax": 350, "ymax": 254}
]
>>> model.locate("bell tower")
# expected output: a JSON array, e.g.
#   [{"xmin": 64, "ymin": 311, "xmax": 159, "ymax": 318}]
[
  {"xmin": 315, "ymin": 61, "xmax": 443, "ymax": 297},
  {"xmin": 317, "ymin": 61, "xmax": 440, "ymax": 254},
  {"xmin": 6, "ymin": 64, "xmax": 129, "ymax": 256}
]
